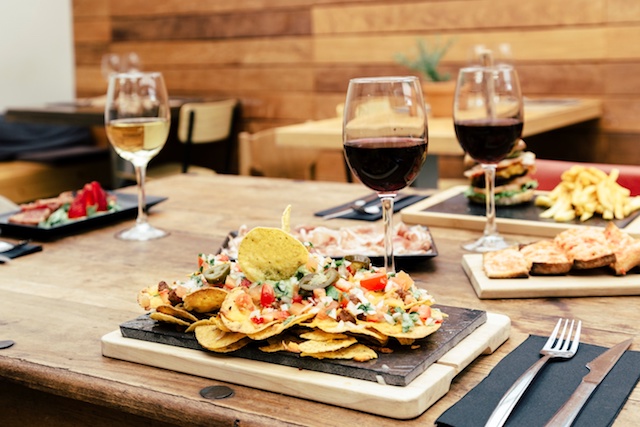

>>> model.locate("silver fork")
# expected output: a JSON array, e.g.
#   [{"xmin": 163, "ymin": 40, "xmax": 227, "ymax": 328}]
[{"xmin": 484, "ymin": 318, "xmax": 582, "ymax": 427}]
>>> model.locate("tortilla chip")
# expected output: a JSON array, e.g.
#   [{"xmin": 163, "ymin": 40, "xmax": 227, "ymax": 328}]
[
  {"xmin": 258, "ymin": 334, "xmax": 303, "ymax": 353},
  {"xmin": 237, "ymin": 227, "xmax": 308, "ymax": 282},
  {"xmin": 194, "ymin": 324, "xmax": 247, "ymax": 350},
  {"xmin": 247, "ymin": 312, "xmax": 315, "ymax": 341},
  {"xmin": 150, "ymin": 311, "xmax": 191, "ymax": 327},
  {"xmin": 281, "ymin": 204, "xmax": 291, "ymax": 233},
  {"xmin": 182, "ymin": 287, "xmax": 228, "ymax": 313},
  {"xmin": 209, "ymin": 337, "xmax": 252, "ymax": 353},
  {"xmin": 299, "ymin": 330, "xmax": 349, "ymax": 341},
  {"xmin": 156, "ymin": 304, "xmax": 198, "ymax": 323},
  {"xmin": 185, "ymin": 316, "xmax": 218, "ymax": 333},
  {"xmin": 369, "ymin": 321, "xmax": 442, "ymax": 340},
  {"xmin": 301, "ymin": 343, "xmax": 378, "ymax": 362},
  {"xmin": 297, "ymin": 337, "xmax": 357, "ymax": 354}
]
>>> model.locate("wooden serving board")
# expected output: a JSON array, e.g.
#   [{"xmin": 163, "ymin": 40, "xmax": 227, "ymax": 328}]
[
  {"xmin": 401, "ymin": 186, "xmax": 640, "ymax": 238},
  {"xmin": 462, "ymin": 254, "xmax": 640, "ymax": 299},
  {"xmin": 102, "ymin": 313, "xmax": 510, "ymax": 419}
]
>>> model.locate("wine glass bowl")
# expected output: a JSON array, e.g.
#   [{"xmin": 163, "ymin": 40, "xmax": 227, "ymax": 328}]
[
  {"xmin": 105, "ymin": 72, "xmax": 170, "ymax": 241},
  {"xmin": 343, "ymin": 76, "xmax": 428, "ymax": 273},
  {"xmin": 453, "ymin": 65, "xmax": 524, "ymax": 252}
]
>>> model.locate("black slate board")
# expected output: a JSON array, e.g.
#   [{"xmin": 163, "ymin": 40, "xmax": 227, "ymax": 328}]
[
  {"xmin": 422, "ymin": 193, "xmax": 640, "ymax": 228},
  {"xmin": 120, "ymin": 304, "xmax": 486, "ymax": 387},
  {"xmin": 0, "ymin": 193, "xmax": 167, "ymax": 240}
]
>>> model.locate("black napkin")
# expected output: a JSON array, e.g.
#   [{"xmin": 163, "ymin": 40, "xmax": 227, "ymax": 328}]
[
  {"xmin": 314, "ymin": 194, "xmax": 428, "ymax": 221},
  {"xmin": 0, "ymin": 242, "xmax": 42, "ymax": 263},
  {"xmin": 436, "ymin": 335, "xmax": 640, "ymax": 427}
]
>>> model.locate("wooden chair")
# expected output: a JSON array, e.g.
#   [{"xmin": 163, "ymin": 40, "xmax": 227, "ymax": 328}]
[
  {"xmin": 177, "ymin": 99, "xmax": 238, "ymax": 173},
  {"xmin": 147, "ymin": 99, "xmax": 238, "ymax": 179},
  {"xmin": 238, "ymin": 128, "xmax": 318, "ymax": 180}
]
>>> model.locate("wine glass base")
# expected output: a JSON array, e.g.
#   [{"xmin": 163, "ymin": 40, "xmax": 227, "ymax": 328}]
[
  {"xmin": 115, "ymin": 223, "xmax": 169, "ymax": 241},
  {"xmin": 461, "ymin": 234, "xmax": 516, "ymax": 253}
]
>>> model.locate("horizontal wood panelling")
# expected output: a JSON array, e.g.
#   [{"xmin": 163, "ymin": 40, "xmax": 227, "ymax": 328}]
[
  {"xmin": 70, "ymin": 0, "xmax": 640, "ymax": 173},
  {"xmin": 109, "ymin": 38, "xmax": 312, "ymax": 66},
  {"xmin": 111, "ymin": 10, "xmax": 311, "ymax": 41},
  {"xmin": 313, "ymin": 0, "xmax": 604, "ymax": 34},
  {"xmin": 608, "ymin": 0, "xmax": 640, "ymax": 22},
  {"xmin": 314, "ymin": 28, "xmax": 607, "ymax": 64},
  {"xmin": 108, "ymin": 0, "xmax": 355, "ymax": 17},
  {"xmin": 73, "ymin": 18, "xmax": 111, "ymax": 43},
  {"xmin": 72, "ymin": 0, "xmax": 109, "ymax": 18}
]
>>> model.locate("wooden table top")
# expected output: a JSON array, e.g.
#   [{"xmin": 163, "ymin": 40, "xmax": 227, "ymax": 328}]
[
  {"xmin": 1, "ymin": 173, "xmax": 638, "ymax": 426},
  {"xmin": 4, "ymin": 97, "xmax": 200, "ymax": 127},
  {"xmin": 274, "ymin": 98, "xmax": 602, "ymax": 156}
]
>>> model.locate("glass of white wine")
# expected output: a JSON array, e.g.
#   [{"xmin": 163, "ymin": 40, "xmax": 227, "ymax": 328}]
[{"xmin": 105, "ymin": 71, "xmax": 170, "ymax": 241}]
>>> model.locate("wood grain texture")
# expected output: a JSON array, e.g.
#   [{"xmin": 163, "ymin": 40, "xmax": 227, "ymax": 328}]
[
  {"xmin": 70, "ymin": 0, "xmax": 640, "ymax": 172},
  {"xmin": 1, "ymin": 174, "xmax": 639, "ymax": 426}
]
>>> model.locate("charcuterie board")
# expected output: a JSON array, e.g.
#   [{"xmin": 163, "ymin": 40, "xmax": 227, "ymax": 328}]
[
  {"xmin": 462, "ymin": 254, "xmax": 640, "ymax": 299},
  {"xmin": 102, "ymin": 312, "xmax": 510, "ymax": 419}
]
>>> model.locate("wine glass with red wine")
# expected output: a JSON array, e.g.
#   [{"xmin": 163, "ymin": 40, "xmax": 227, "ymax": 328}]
[
  {"xmin": 343, "ymin": 76, "xmax": 428, "ymax": 273},
  {"xmin": 453, "ymin": 65, "xmax": 524, "ymax": 252}
]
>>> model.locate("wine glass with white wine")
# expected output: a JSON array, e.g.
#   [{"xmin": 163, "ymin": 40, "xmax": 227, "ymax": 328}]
[{"xmin": 105, "ymin": 71, "xmax": 170, "ymax": 241}]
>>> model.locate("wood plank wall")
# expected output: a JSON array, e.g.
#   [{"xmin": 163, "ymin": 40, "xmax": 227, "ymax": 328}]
[{"xmin": 72, "ymin": 0, "xmax": 640, "ymax": 180}]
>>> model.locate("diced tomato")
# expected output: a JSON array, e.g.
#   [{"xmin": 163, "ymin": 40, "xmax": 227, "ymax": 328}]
[
  {"xmin": 251, "ymin": 316, "xmax": 266, "ymax": 324},
  {"xmin": 240, "ymin": 278, "xmax": 252, "ymax": 288},
  {"xmin": 291, "ymin": 293, "xmax": 303, "ymax": 304},
  {"xmin": 260, "ymin": 283, "xmax": 276, "ymax": 307},
  {"xmin": 411, "ymin": 305, "xmax": 432, "ymax": 322},
  {"xmin": 234, "ymin": 292, "xmax": 255, "ymax": 311},
  {"xmin": 359, "ymin": 272, "xmax": 388, "ymax": 291}
]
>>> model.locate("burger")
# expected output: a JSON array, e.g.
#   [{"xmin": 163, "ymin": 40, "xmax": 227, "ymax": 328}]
[{"xmin": 463, "ymin": 139, "xmax": 538, "ymax": 206}]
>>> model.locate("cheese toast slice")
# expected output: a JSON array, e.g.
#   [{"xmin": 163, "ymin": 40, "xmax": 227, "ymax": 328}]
[
  {"xmin": 519, "ymin": 240, "xmax": 572, "ymax": 275},
  {"xmin": 483, "ymin": 247, "xmax": 531, "ymax": 279},
  {"xmin": 603, "ymin": 222, "xmax": 640, "ymax": 275},
  {"xmin": 554, "ymin": 227, "xmax": 616, "ymax": 270}
]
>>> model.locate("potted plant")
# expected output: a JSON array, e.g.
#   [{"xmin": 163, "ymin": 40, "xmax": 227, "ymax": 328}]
[{"xmin": 395, "ymin": 38, "xmax": 456, "ymax": 117}]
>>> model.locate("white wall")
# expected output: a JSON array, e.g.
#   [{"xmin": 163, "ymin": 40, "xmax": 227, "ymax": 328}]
[{"xmin": 0, "ymin": 0, "xmax": 74, "ymax": 113}]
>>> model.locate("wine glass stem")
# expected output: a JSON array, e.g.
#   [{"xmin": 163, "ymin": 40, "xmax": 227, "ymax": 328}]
[
  {"xmin": 134, "ymin": 162, "xmax": 149, "ymax": 227},
  {"xmin": 482, "ymin": 165, "xmax": 498, "ymax": 238},
  {"xmin": 381, "ymin": 196, "xmax": 395, "ymax": 274}
]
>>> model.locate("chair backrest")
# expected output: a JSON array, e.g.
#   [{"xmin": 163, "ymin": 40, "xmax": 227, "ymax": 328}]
[
  {"xmin": 177, "ymin": 99, "xmax": 237, "ymax": 144},
  {"xmin": 238, "ymin": 129, "xmax": 318, "ymax": 180}
]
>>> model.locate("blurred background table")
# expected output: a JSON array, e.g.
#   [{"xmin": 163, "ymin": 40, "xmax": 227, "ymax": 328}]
[{"xmin": 274, "ymin": 98, "xmax": 602, "ymax": 188}]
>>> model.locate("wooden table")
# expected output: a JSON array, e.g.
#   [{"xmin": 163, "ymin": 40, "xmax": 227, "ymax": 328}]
[
  {"xmin": 274, "ymin": 99, "xmax": 602, "ymax": 187},
  {"xmin": 1, "ymin": 174, "xmax": 638, "ymax": 426},
  {"xmin": 4, "ymin": 97, "xmax": 197, "ymax": 127}
]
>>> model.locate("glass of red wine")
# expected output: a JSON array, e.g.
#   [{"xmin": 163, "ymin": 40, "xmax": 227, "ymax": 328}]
[
  {"xmin": 343, "ymin": 76, "xmax": 428, "ymax": 273},
  {"xmin": 453, "ymin": 65, "xmax": 524, "ymax": 252}
]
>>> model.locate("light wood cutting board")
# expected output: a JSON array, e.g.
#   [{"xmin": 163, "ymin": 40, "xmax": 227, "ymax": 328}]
[
  {"xmin": 101, "ymin": 312, "xmax": 510, "ymax": 420},
  {"xmin": 462, "ymin": 254, "xmax": 640, "ymax": 299}
]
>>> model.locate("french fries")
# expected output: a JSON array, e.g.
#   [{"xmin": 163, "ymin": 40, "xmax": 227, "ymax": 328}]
[{"xmin": 535, "ymin": 165, "xmax": 640, "ymax": 222}]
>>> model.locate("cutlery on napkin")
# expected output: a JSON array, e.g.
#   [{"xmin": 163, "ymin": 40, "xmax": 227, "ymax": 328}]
[
  {"xmin": 0, "ymin": 240, "xmax": 42, "ymax": 263},
  {"xmin": 315, "ymin": 193, "xmax": 428, "ymax": 221},
  {"xmin": 435, "ymin": 335, "xmax": 640, "ymax": 427}
]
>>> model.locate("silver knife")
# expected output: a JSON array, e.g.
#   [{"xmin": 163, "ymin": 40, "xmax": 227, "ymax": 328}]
[{"xmin": 544, "ymin": 338, "xmax": 633, "ymax": 427}]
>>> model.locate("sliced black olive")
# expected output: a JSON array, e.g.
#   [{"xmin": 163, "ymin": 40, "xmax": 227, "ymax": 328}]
[
  {"xmin": 203, "ymin": 263, "xmax": 231, "ymax": 285},
  {"xmin": 299, "ymin": 268, "xmax": 339, "ymax": 291},
  {"xmin": 344, "ymin": 254, "xmax": 371, "ymax": 271}
]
